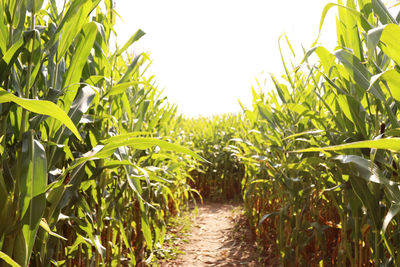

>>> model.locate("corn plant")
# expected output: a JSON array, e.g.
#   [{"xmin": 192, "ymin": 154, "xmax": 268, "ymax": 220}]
[
  {"xmin": 231, "ymin": 0, "xmax": 400, "ymax": 265},
  {"xmin": 173, "ymin": 115, "xmax": 245, "ymax": 200},
  {"xmin": 0, "ymin": 0, "xmax": 204, "ymax": 266}
]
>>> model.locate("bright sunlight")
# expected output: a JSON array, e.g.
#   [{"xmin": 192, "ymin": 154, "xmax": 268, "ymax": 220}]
[{"xmin": 114, "ymin": 0, "xmax": 337, "ymax": 117}]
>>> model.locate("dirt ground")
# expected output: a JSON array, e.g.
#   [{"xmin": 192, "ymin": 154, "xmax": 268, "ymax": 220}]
[{"xmin": 161, "ymin": 202, "xmax": 261, "ymax": 267}]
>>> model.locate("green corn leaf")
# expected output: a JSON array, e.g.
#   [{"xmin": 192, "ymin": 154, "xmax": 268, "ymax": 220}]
[
  {"xmin": 118, "ymin": 55, "xmax": 141, "ymax": 84},
  {"xmin": 371, "ymin": 0, "xmax": 397, "ymax": 24},
  {"xmin": 55, "ymin": 0, "xmax": 92, "ymax": 63},
  {"xmin": 282, "ymin": 130, "xmax": 324, "ymax": 140},
  {"xmin": 68, "ymin": 86, "xmax": 96, "ymax": 123},
  {"xmin": 382, "ymin": 204, "xmax": 400, "ymax": 235},
  {"xmin": 0, "ymin": 3, "xmax": 8, "ymax": 53},
  {"xmin": 284, "ymin": 103, "xmax": 308, "ymax": 115},
  {"xmin": 120, "ymin": 92, "xmax": 133, "ymax": 120},
  {"xmin": 62, "ymin": 22, "xmax": 98, "ymax": 112},
  {"xmin": 377, "ymin": 24, "xmax": 400, "ymax": 66},
  {"xmin": 294, "ymin": 138, "xmax": 400, "ymax": 153},
  {"xmin": 367, "ymin": 24, "xmax": 400, "ymax": 65},
  {"xmin": 49, "ymin": 0, "xmax": 60, "ymax": 22},
  {"xmin": 116, "ymin": 29, "xmax": 145, "ymax": 56},
  {"xmin": 45, "ymin": 0, "xmax": 86, "ymax": 52},
  {"xmin": 19, "ymin": 131, "xmax": 47, "ymax": 266},
  {"xmin": 370, "ymin": 70, "xmax": 400, "ymax": 101},
  {"xmin": 96, "ymin": 137, "xmax": 208, "ymax": 162},
  {"xmin": 101, "ymin": 132, "xmax": 151, "ymax": 144},
  {"xmin": 141, "ymin": 213, "xmax": 153, "ymax": 252},
  {"xmin": 19, "ymin": 131, "xmax": 47, "ymax": 217},
  {"xmin": 133, "ymin": 100, "xmax": 150, "ymax": 132},
  {"xmin": 11, "ymin": 0, "xmax": 26, "ymax": 29},
  {"xmin": 367, "ymin": 26, "xmax": 384, "ymax": 60},
  {"xmin": 26, "ymin": 0, "xmax": 45, "ymax": 13},
  {"xmin": 313, "ymin": 3, "xmax": 372, "ymax": 46},
  {"xmin": 0, "ymin": 88, "xmax": 81, "ymax": 140},
  {"xmin": 93, "ymin": 135, "xmax": 208, "ymax": 162},
  {"xmin": 53, "ymin": 86, "xmax": 95, "ymax": 145},
  {"xmin": 334, "ymin": 49, "xmax": 386, "ymax": 101},
  {"xmin": 0, "ymin": 251, "xmax": 21, "ymax": 267},
  {"xmin": 0, "ymin": 37, "xmax": 25, "ymax": 80},
  {"xmin": 334, "ymin": 155, "xmax": 400, "ymax": 202},
  {"xmin": 108, "ymin": 81, "xmax": 143, "ymax": 96},
  {"xmin": 118, "ymin": 221, "xmax": 134, "ymax": 255},
  {"xmin": 13, "ymin": 231, "xmax": 27, "ymax": 265},
  {"xmin": 102, "ymin": 160, "xmax": 135, "ymax": 168},
  {"xmin": 349, "ymin": 175, "xmax": 380, "ymax": 230},
  {"xmin": 314, "ymin": 46, "xmax": 336, "ymax": 74},
  {"xmin": 277, "ymin": 37, "xmax": 295, "ymax": 90},
  {"xmin": 270, "ymin": 74, "xmax": 290, "ymax": 103},
  {"xmin": 336, "ymin": 94, "xmax": 367, "ymax": 138},
  {"xmin": 62, "ymin": 136, "xmax": 209, "ymax": 187},
  {"xmin": 341, "ymin": 0, "xmax": 363, "ymax": 60},
  {"xmin": 84, "ymin": 75, "xmax": 105, "ymax": 86},
  {"xmin": 257, "ymin": 103, "xmax": 274, "ymax": 124}
]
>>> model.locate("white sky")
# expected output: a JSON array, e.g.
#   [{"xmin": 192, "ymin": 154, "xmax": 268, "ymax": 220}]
[{"xmin": 113, "ymin": 0, "xmax": 339, "ymax": 117}]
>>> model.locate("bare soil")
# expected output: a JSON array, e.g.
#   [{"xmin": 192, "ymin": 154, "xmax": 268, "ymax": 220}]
[{"xmin": 161, "ymin": 202, "xmax": 261, "ymax": 267}]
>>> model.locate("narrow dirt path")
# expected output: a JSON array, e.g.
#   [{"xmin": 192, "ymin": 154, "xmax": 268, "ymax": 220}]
[{"xmin": 162, "ymin": 202, "xmax": 260, "ymax": 267}]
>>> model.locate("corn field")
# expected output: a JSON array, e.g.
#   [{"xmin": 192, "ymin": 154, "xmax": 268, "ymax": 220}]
[
  {"xmin": 2, "ymin": 0, "xmax": 400, "ymax": 266},
  {"xmin": 233, "ymin": 0, "xmax": 400, "ymax": 265},
  {"xmin": 0, "ymin": 0, "xmax": 204, "ymax": 266}
]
